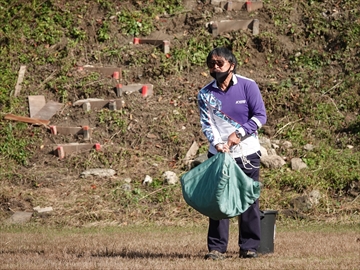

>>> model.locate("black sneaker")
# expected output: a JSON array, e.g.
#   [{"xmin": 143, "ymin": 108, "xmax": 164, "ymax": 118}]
[
  {"xmin": 204, "ymin": 250, "xmax": 226, "ymax": 260},
  {"xmin": 239, "ymin": 250, "xmax": 258, "ymax": 258}
]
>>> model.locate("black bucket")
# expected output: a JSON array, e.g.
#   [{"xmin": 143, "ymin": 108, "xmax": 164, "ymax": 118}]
[{"xmin": 258, "ymin": 210, "xmax": 278, "ymax": 254}]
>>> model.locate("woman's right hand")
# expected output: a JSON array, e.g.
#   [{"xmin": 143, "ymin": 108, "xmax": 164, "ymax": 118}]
[{"xmin": 215, "ymin": 143, "xmax": 229, "ymax": 153}]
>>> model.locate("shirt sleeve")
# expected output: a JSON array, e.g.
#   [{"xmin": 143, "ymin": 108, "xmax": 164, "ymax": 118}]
[
  {"xmin": 198, "ymin": 90, "xmax": 224, "ymax": 147},
  {"xmin": 242, "ymin": 81, "xmax": 267, "ymax": 134}
]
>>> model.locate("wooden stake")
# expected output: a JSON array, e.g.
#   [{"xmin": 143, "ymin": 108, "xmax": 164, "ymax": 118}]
[
  {"xmin": 4, "ymin": 114, "xmax": 50, "ymax": 126},
  {"xmin": 14, "ymin": 65, "xmax": 27, "ymax": 97}
]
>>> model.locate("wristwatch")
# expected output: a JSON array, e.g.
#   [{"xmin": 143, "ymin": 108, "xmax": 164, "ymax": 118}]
[{"xmin": 235, "ymin": 129, "xmax": 245, "ymax": 139}]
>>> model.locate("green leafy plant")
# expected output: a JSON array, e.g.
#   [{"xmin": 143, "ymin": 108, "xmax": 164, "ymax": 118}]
[
  {"xmin": 0, "ymin": 123, "xmax": 35, "ymax": 165},
  {"xmin": 97, "ymin": 21, "xmax": 111, "ymax": 42}
]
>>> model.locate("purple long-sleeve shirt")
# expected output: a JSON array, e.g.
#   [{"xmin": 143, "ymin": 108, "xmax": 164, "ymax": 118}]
[{"xmin": 198, "ymin": 74, "xmax": 267, "ymax": 157}]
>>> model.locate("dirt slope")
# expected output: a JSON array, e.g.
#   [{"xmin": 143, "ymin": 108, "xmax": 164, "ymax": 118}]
[{"xmin": 1, "ymin": 0, "xmax": 359, "ymax": 226}]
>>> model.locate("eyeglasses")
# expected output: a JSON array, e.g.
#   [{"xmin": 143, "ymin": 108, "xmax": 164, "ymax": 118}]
[{"xmin": 207, "ymin": 59, "xmax": 225, "ymax": 68}]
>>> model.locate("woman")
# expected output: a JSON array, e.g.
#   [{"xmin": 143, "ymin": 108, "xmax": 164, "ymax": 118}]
[{"xmin": 197, "ymin": 47, "xmax": 267, "ymax": 259}]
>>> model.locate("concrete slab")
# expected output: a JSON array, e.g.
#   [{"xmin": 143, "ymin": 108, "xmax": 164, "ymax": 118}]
[
  {"xmin": 220, "ymin": 1, "xmax": 246, "ymax": 10},
  {"xmin": 247, "ymin": 1, "xmax": 263, "ymax": 12},
  {"xmin": 50, "ymin": 126, "xmax": 92, "ymax": 139},
  {"xmin": 28, "ymin": 95, "xmax": 46, "ymax": 118},
  {"xmin": 210, "ymin": 19, "xmax": 255, "ymax": 37},
  {"xmin": 55, "ymin": 143, "xmax": 101, "ymax": 157},
  {"xmin": 81, "ymin": 65, "xmax": 122, "ymax": 79},
  {"xmin": 211, "ymin": 0, "xmax": 225, "ymax": 5},
  {"xmin": 5, "ymin": 211, "xmax": 32, "ymax": 225},
  {"xmin": 77, "ymin": 99, "xmax": 125, "ymax": 111},
  {"xmin": 33, "ymin": 100, "xmax": 63, "ymax": 120},
  {"xmin": 122, "ymin": 84, "xmax": 154, "ymax": 97},
  {"xmin": 133, "ymin": 38, "xmax": 170, "ymax": 54},
  {"xmin": 212, "ymin": 0, "xmax": 246, "ymax": 6},
  {"xmin": 80, "ymin": 168, "xmax": 116, "ymax": 178},
  {"xmin": 72, "ymin": 98, "xmax": 104, "ymax": 106},
  {"xmin": 213, "ymin": 1, "xmax": 263, "ymax": 12}
]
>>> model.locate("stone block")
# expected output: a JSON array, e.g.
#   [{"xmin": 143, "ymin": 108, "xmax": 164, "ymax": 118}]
[
  {"xmin": 79, "ymin": 99, "xmax": 124, "ymax": 111},
  {"xmin": 133, "ymin": 38, "xmax": 170, "ymax": 54},
  {"xmin": 122, "ymin": 84, "xmax": 154, "ymax": 97},
  {"xmin": 28, "ymin": 95, "xmax": 46, "ymax": 118},
  {"xmin": 247, "ymin": 1, "xmax": 263, "ymax": 12},
  {"xmin": 81, "ymin": 65, "xmax": 122, "ymax": 79},
  {"xmin": 210, "ymin": 19, "xmax": 259, "ymax": 37},
  {"xmin": 116, "ymin": 84, "xmax": 122, "ymax": 97},
  {"xmin": 32, "ymin": 100, "xmax": 64, "ymax": 121},
  {"xmin": 54, "ymin": 143, "xmax": 101, "ymax": 158},
  {"xmin": 252, "ymin": 19, "xmax": 260, "ymax": 35},
  {"xmin": 220, "ymin": 1, "xmax": 246, "ymax": 10},
  {"xmin": 83, "ymin": 126, "xmax": 90, "ymax": 140},
  {"xmin": 49, "ymin": 125, "xmax": 92, "ymax": 139},
  {"xmin": 108, "ymin": 100, "xmax": 117, "ymax": 110},
  {"xmin": 213, "ymin": 1, "xmax": 263, "ymax": 12}
]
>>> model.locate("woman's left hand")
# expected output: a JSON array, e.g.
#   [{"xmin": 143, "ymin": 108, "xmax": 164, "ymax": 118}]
[{"xmin": 227, "ymin": 132, "xmax": 241, "ymax": 147}]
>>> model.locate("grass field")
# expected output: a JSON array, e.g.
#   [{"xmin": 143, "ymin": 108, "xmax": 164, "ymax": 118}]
[{"xmin": 1, "ymin": 221, "xmax": 359, "ymax": 269}]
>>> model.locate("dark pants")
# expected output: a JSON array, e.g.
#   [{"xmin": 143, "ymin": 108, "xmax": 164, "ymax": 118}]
[{"xmin": 207, "ymin": 152, "xmax": 261, "ymax": 253}]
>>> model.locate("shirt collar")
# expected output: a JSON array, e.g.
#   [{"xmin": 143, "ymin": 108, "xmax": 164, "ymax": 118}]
[{"xmin": 211, "ymin": 74, "xmax": 238, "ymax": 89}]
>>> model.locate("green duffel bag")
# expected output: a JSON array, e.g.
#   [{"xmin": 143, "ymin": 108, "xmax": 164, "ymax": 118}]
[{"xmin": 181, "ymin": 152, "xmax": 261, "ymax": 220}]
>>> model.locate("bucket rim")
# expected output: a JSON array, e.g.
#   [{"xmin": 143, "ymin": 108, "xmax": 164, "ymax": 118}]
[{"xmin": 261, "ymin": 210, "xmax": 278, "ymax": 215}]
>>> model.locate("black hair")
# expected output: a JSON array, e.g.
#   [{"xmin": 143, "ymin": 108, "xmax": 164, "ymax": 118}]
[{"xmin": 206, "ymin": 47, "xmax": 237, "ymax": 73}]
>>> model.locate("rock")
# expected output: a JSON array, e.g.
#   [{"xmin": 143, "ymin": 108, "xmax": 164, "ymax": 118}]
[
  {"xmin": 260, "ymin": 145, "xmax": 268, "ymax": 156},
  {"xmin": 272, "ymin": 143, "xmax": 280, "ymax": 149},
  {"xmin": 280, "ymin": 209, "xmax": 307, "ymax": 220},
  {"xmin": 291, "ymin": 158, "xmax": 307, "ymax": 171},
  {"xmin": 121, "ymin": 183, "xmax": 132, "ymax": 191},
  {"xmin": 182, "ymin": 0, "xmax": 197, "ymax": 9},
  {"xmin": 303, "ymin": 144, "xmax": 314, "ymax": 151},
  {"xmin": 80, "ymin": 168, "xmax": 116, "ymax": 178},
  {"xmin": 259, "ymin": 137, "xmax": 271, "ymax": 149},
  {"xmin": 123, "ymin": 177, "xmax": 132, "ymax": 183},
  {"xmin": 184, "ymin": 141, "xmax": 199, "ymax": 167},
  {"xmin": 268, "ymin": 149, "xmax": 277, "ymax": 155},
  {"xmin": 72, "ymin": 98, "xmax": 104, "ymax": 106},
  {"xmin": 262, "ymin": 125, "xmax": 275, "ymax": 137},
  {"xmin": 5, "ymin": 211, "xmax": 32, "ymax": 225},
  {"xmin": 33, "ymin": 206, "xmax": 53, "ymax": 213},
  {"xmin": 308, "ymin": 190, "xmax": 321, "ymax": 206},
  {"xmin": 291, "ymin": 190, "xmax": 321, "ymax": 212},
  {"xmin": 162, "ymin": 171, "xmax": 178, "ymax": 185},
  {"xmin": 143, "ymin": 175, "xmax": 153, "ymax": 185},
  {"xmin": 214, "ymin": 7, "xmax": 223, "ymax": 13},
  {"xmin": 191, "ymin": 153, "xmax": 208, "ymax": 168},
  {"xmin": 282, "ymin": 141, "xmax": 293, "ymax": 149},
  {"xmin": 260, "ymin": 155, "xmax": 286, "ymax": 169},
  {"xmin": 291, "ymin": 195, "xmax": 311, "ymax": 212}
]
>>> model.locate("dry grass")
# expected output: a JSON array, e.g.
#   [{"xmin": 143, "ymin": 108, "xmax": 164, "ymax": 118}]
[{"xmin": 1, "ymin": 222, "xmax": 359, "ymax": 270}]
